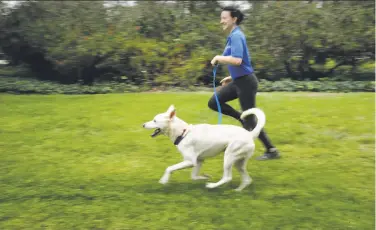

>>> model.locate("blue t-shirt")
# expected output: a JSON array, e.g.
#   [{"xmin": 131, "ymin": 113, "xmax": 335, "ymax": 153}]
[{"xmin": 222, "ymin": 27, "xmax": 254, "ymax": 79}]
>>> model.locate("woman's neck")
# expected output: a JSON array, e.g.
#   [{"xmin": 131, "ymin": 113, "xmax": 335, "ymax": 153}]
[{"xmin": 227, "ymin": 25, "xmax": 238, "ymax": 35}]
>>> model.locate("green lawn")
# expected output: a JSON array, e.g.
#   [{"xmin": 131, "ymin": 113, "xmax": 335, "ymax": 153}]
[{"xmin": 0, "ymin": 92, "xmax": 374, "ymax": 230}]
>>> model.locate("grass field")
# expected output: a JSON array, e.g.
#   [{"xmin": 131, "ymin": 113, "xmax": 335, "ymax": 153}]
[{"xmin": 0, "ymin": 92, "xmax": 374, "ymax": 230}]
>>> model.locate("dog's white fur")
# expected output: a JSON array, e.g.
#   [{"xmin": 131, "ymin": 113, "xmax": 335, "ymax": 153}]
[{"xmin": 142, "ymin": 105, "xmax": 266, "ymax": 191}]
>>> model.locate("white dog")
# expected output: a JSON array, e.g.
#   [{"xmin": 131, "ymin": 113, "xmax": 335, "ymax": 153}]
[{"xmin": 142, "ymin": 105, "xmax": 266, "ymax": 191}]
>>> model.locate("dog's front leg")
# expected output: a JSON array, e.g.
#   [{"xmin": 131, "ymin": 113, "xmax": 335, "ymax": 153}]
[
  {"xmin": 191, "ymin": 160, "xmax": 210, "ymax": 180},
  {"xmin": 159, "ymin": 160, "xmax": 193, "ymax": 185}
]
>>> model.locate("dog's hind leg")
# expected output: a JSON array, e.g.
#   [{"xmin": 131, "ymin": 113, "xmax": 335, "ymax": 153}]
[
  {"xmin": 159, "ymin": 160, "xmax": 193, "ymax": 185},
  {"xmin": 206, "ymin": 141, "xmax": 251, "ymax": 190},
  {"xmin": 191, "ymin": 160, "xmax": 210, "ymax": 180},
  {"xmin": 205, "ymin": 148, "xmax": 237, "ymax": 189},
  {"xmin": 234, "ymin": 158, "xmax": 252, "ymax": 192},
  {"xmin": 205, "ymin": 159, "xmax": 233, "ymax": 189}
]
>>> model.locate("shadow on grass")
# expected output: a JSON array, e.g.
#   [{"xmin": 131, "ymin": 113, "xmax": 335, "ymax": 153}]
[
  {"xmin": 0, "ymin": 177, "xmax": 270, "ymax": 203},
  {"xmin": 125, "ymin": 179, "xmax": 262, "ymax": 198}
]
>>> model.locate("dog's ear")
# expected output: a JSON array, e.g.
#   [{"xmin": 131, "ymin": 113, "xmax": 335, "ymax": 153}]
[
  {"xmin": 167, "ymin": 104, "xmax": 175, "ymax": 113},
  {"xmin": 167, "ymin": 104, "xmax": 176, "ymax": 119}
]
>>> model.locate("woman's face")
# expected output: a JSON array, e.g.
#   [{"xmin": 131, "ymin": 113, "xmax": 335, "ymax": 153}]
[{"xmin": 220, "ymin": 10, "xmax": 237, "ymax": 33}]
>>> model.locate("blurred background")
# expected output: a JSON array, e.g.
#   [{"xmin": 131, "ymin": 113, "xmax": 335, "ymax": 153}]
[{"xmin": 0, "ymin": 0, "xmax": 374, "ymax": 93}]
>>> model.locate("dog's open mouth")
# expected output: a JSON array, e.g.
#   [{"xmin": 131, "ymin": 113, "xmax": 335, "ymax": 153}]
[{"xmin": 151, "ymin": 128, "xmax": 161, "ymax": 137}]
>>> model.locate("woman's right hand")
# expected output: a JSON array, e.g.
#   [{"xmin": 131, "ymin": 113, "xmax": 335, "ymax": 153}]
[{"xmin": 220, "ymin": 76, "xmax": 232, "ymax": 86}]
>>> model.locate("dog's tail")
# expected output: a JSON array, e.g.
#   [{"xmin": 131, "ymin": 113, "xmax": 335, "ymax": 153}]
[{"xmin": 240, "ymin": 108, "xmax": 266, "ymax": 139}]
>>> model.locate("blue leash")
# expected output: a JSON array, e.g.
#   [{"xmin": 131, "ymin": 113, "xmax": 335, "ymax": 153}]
[{"xmin": 212, "ymin": 65, "xmax": 222, "ymax": 124}]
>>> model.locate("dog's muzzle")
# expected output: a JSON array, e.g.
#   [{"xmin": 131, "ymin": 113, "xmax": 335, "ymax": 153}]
[{"xmin": 142, "ymin": 123, "xmax": 162, "ymax": 138}]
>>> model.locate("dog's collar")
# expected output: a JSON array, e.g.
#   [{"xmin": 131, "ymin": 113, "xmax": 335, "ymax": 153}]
[{"xmin": 174, "ymin": 126, "xmax": 191, "ymax": 146}]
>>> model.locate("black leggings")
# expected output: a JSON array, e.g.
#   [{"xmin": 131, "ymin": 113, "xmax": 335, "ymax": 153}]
[{"xmin": 208, "ymin": 73, "xmax": 275, "ymax": 150}]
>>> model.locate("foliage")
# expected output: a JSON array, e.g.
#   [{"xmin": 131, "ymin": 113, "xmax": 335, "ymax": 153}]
[
  {"xmin": 243, "ymin": 1, "xmax": 375, "ymax": 80},
  {"xmin": 0, "ymin": 75, "xmax": 374, "ymax": 95},
  {"xmin": 0, "ymin": 1, "xmax": 374, "ymax": 86}
]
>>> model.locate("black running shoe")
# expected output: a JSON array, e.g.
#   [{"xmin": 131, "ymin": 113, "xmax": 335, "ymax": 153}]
[{"xmin": 256, "ymin": 148, "xmax": 281, "ymax": 160}]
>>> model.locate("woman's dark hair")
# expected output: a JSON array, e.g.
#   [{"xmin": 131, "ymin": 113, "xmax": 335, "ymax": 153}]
[{"xmin": 222, "ymin": 6, "xmax": 244, "ymax": 25}]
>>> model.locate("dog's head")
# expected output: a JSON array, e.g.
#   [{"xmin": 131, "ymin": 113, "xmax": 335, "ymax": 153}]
[{"xmin": 142, "ymin": 104, "xmax": 176, "ymax": 138}]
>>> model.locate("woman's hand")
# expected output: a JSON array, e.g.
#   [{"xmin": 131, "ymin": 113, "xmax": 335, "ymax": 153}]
[
  {"xmin": 211, "ymin": 55, "xmax": 219, "ymax": 66},
  {"xmin": 220, "ymin": 76, "xmax": 232, "ymax": 86}
]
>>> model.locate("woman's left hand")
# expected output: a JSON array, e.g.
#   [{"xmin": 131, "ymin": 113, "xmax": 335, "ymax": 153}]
[{"xmin": 211, "ymin": 55, "xmax": 219, "ymax": 66}]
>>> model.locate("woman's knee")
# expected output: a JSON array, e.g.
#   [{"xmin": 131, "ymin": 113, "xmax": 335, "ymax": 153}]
[{"xmin": 207, "ymin": 96, "xmax": 218, "ymax": 111}]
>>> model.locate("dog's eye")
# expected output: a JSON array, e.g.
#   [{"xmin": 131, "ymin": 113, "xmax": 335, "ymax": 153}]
[{"xmin": 153, "ymin": 119, "xmax": 156, "ymax": 122}]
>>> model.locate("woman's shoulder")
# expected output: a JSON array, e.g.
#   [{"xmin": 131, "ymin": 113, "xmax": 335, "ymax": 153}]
[{"xmin": 229, "ymin": 30, "xmax": 246, "ymax": 40}]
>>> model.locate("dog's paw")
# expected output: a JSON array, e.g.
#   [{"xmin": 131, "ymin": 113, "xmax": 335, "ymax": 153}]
[
  {"xmin": 205, "ymin": 182, "xmax": 218, "ymax": 189},
  {"xmin": 203, "ymin": 174, "xmax": 212, "ymax": 179},
  {"xmin": 159, "ymin": 179, "xmax": 168, "ymax": 185},
  {"xmin": 159, "ymin": 177, "xmax": 169, "ymax": 185},
  {"xmin": 192, "ymin": 174, "xmax": 210, "ymax": 180},
  {"xmin": 234, "ymin": 180, "xmax": 252, "ymax": 192}
]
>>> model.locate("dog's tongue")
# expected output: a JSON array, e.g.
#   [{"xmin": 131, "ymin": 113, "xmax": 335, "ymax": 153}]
[{"xmin": 151, "ymin": 128, "xmax": 161, "ymax": 137}]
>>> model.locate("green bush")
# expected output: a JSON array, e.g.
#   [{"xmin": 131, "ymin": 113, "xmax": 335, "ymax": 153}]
[{"xmin": 0, "ymin": 76, "xmax": 374, "ymax": 95}]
